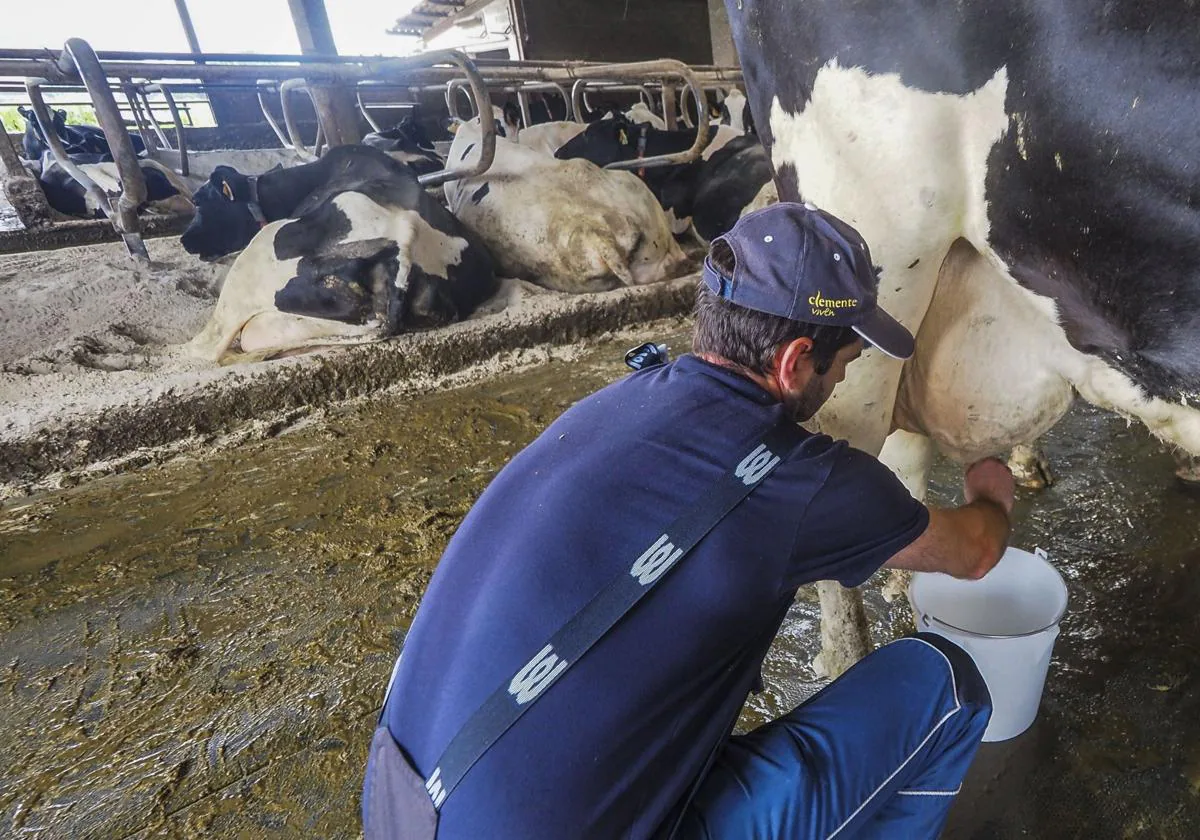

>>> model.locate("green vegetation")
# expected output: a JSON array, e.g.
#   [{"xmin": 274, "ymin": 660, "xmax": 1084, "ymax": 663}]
[{"xmin": 1, "ymin": 105, "xmax": 99, "ymax": 134}]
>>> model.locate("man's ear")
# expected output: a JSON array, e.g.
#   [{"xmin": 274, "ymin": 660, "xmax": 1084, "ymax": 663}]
[{"xmin": 775, "ymin": 336, "xmax": 816, "ymax": 391}]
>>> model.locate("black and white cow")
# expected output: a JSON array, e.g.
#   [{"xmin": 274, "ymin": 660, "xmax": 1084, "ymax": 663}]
[
  {"xmin": 657, "ymin": 134, "xmax": 773, "ymax": 243},
  {"xmin": 719, "ymin": 89, "xmax": 755, "ymax": 136},
  {"xmin": 35, "ymin": 155, "xmax": 193, "ymax": 219},
  {"xmin": 185, "ymin": 145, "xmax": 497, "ymax": 364},
  {"xmin": 725, "ymin": 0, "xmax": 1200, "ymax": 675},
  {"xmin": 362, "ymin": 116, "xmax": 445, "ymax": 176},
  {"xmin": 182, "ymin": 144, "xmax": 448, "ymax": 260},
  {"xmin": 17, "ymin": 106, "xmax": 145, "ymax": 161},
  {"xmin": 555, "ymin": 116, "xmax": 768, "ymax": 239}
]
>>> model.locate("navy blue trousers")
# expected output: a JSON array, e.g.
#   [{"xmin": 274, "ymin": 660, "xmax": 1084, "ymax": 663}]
[{"xmin": 670, "ymin": 633, "xmax": 991, "ymax": 840}]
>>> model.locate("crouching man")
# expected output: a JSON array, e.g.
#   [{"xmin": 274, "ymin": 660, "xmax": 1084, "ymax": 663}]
[{"xmin": 364, "ymin": 203, "xmax": 1011, "ymax": 839}]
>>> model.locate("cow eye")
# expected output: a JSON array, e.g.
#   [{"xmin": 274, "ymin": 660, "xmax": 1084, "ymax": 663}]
[{"xmin": 221, "ymin": 181, "xmax": 234, "ymax": 201}]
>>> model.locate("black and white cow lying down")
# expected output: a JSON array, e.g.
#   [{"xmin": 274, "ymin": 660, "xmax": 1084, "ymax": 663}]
[
  {"xmin": 26, "ymin": 154, "xmax": 193, "ymax": 219},
  {"xmin": 361, "ymin": 115, "xmax": 445, "ymax": 176},
  {"xmin": 17, "ymin": 106, "xmax": 146, "ymax": 161},
  {"xmin": 554, "ymin": 116, "xmax": 771, "ymax": 241},
  {"xmin": 185, "ymin": 145, "xmax": 497, "ymax": 364},
  {"xmin": 181, "ymin": 142, "xmax": 457, "ymax": 260},
  {"xmin": 725, "ymin": 0, "xmax": 1200, "ymax": 675},
  {"xmin": 444, "ymin": 120, "xmax": 689, "ymax": 293}
]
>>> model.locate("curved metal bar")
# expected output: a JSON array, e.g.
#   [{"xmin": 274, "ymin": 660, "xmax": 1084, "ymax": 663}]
[
  {"xmin": 598, "ymin": 62, "xmax": 709, "ymax": 172},
  {"xmin": 445, "ymin": 77, "xmax": 478, "ymax": 121},
  {"xmin": 678, "ymin": 84, "xmax": 696, "ymax": 129},
  {"xmin": 24, "ymin": 77, "xmax": 114, "ymax": 219},
  {"xmin": 416, "ymin": 52, "xmax": 494, "ymax": 188},
  {"xmin": 256, "ymin": 79, "xmax": 292, "ymax": 148},
  {"xmin": 356, "ymin": 84, "xmax": 384, "ymax": 132},
  {"xmin": 142, "ymin": 83, "xmax": 189, "ymax": 177},
  {"xmin": 137, "ymin": 87, "xmax": 172, "ymax": 150},
  {"xmin": 120, "ymin": 78, "xmax": 160, "ymax": 156},
  {"xmin": 279, "ymin": 78, "xmax": 322, "ymax": 161},
  {"xmin": 570, "ymin": 78, "xmax": 588, "ymax": 123},
  {"xmin": 56, "ymin": 38, "xmax": 149, "ymax": 259}
]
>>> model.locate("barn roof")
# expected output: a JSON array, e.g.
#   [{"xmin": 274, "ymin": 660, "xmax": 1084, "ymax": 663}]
[{"xmin": 389, "ymin": 1, "xmax": 480, "ymax": 39}]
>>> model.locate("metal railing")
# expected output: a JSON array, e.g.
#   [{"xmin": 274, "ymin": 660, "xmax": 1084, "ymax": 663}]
[{"xmin": 0, "ymin": 42, "xmax": 743, "ymax": 258}]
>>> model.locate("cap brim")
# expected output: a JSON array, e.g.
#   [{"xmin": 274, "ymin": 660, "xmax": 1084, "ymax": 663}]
[{"xmin": 853, "ymin": 307, "xmax": 915, "ymax": 360}]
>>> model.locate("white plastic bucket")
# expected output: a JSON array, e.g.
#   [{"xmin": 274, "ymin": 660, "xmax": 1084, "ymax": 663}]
[{"xmin": 907, "ymin": 547, "xmax": 1068, "ymax": 742}]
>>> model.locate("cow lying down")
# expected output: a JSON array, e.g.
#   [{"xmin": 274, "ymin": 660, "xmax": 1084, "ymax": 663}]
[
  {"xmin": 444, "ymin": 121, "xmax": 690, "ymax": 293},
  {"xmin": 25, "ymin": 154, "xmax": 194, "ymax": 219},
  {"xmin": 185, "ymin": 145, "xmax": 497, "ymax": 364}
]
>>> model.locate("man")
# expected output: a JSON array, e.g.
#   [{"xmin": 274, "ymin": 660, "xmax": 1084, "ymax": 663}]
[{"xmin": 364, "ymin": 203, "xmax": 1012, "ymax": 839}]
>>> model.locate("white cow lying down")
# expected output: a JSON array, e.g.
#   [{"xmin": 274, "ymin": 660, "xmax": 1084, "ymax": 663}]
[{"xmin": 445, "ymin": 121, "xmax": 691, "ymax": 293}]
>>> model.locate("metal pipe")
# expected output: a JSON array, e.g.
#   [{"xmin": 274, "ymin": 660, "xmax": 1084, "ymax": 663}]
[
  {"xmin": 445, "ymin": 77, "xmax": 478, "ymax": 121},
  {"xmin": 417, "ymin": 52, "xmax": 494, "ymax": 188},
  {"xmin": 137, "ymin": 86, "xmax": 172, "ymax": 150},
  {"xmin": 661, "ymin": 82, "xmax": 679, "ymax": 131},
  {"xmin": 256, "ymin": 80, "xmax": 293, "ymax": 148},
  {"xmin": 143, "ymin": 83, "xmax": 190, "ymax": 176},
  {"xmin": 56, "ymin": 39, "xmax": 150, "ymax": 260},
  {"xmin": 0, "ymin": 55, "xmax": 743, "ymax": 87},
  {"xmin": 25, "ymin": 78, "xmax": 115, "ymax": 221},
  {"xmin": 516, "ymin": 89, "xmax": 531, "ymax": 128},
  {"xmin": 356, "ymin": 85, "xmax": 384, "ymax": 132},
  {"xmin": 173, "ymin": 0, "xmax": 204, "ymax": 59},
  {"xmin": 279, "ymin": 78, "xmax": 322, "ymax": 160},
  {"xmin": 120, "ymin": 78, "xmax": 160, "ymax": 156}
]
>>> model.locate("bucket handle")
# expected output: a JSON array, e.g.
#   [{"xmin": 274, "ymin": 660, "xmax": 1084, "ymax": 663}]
[{"xmin": 917, "ymin": 546, "xmax": 1066, "ymax": 640}]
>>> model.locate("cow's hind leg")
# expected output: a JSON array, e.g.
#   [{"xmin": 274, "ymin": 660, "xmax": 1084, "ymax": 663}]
[{"xmin": 229, "ymin": 311, "xmax": 380, "ymax": 364}]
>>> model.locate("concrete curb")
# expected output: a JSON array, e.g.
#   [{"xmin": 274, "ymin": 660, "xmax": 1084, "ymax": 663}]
[{"xmin": 0, "ymin": 276, "xmax": 696, "ymax": 497}]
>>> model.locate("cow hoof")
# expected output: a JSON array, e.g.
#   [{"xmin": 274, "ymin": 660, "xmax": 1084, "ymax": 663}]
[
  {"xmin": 880, "ymin": 568, "xmax": 911, "ymax": 603},
  {"xmin": 1008, "ymin": 444, "xmax": 1055, "ymax": 489},
  {"xmin": 1175, "ymin": 455, "xmax": 1200, "ymax": 488}
]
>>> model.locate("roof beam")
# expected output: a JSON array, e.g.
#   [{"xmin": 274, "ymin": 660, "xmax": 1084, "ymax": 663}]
[{"xmin": 422, "ymin": 0, "xmax": 496, "ymax": 43}]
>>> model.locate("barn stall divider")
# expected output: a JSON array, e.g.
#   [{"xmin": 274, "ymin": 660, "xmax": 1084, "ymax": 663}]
[{"xmin": 0, "ymin": 39, "xmax": 742, "ymax": 259}]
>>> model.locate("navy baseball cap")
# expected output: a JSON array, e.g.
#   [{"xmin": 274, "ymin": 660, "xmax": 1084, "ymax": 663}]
[{"xmin": 701, "ymin": 202, "xmax": 915, "ymax": 360}]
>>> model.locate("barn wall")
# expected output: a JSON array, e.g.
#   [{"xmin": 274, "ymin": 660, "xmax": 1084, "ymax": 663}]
[{"xmin": 513, "ymin": 0, "xmax": 713, "ymax": 64}]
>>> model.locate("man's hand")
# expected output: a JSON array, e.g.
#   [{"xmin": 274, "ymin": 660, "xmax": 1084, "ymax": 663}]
[
  {"xmin": 885, "ymin": 457, "xmax": 1014, "ymax": 580},
  {"xmin": 964, "ymin": 457, "xmax": 1015, "ymax": 516}
]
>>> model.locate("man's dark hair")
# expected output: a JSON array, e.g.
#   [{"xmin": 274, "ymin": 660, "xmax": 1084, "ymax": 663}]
[{"xmin": 693, "ymin": 239, "xmax": 860, "ymax": 376}]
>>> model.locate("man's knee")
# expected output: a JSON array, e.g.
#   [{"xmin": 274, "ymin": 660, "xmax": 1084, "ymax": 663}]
[{"xmin": 907, "ymin": 632, "xmax": 991, "ymax": 716}]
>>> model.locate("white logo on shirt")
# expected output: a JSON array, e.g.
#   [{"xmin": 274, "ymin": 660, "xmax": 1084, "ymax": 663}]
[
  {"xmin": 509, "ymin": 644, "xmax": 569, "ymax": 704},
  {"xmin": 630, "ymin": 533, "xmax": 684, "ymax": 586},
  {"xmin": 425, "ymin": 766, "xmax": 447, "ymax": 808},
  {"xmin": 735, "ymin": 444, "xmax": 780, "ymax": 486}
]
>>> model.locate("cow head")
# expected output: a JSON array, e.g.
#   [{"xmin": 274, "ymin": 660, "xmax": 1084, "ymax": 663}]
[
  {"xmin": 553, "ymin": 117, "xmax": 637, "ymax": 166},
  {"xmin": 180, "ymin": 165, "xmax": 263, "ymax": 260}
]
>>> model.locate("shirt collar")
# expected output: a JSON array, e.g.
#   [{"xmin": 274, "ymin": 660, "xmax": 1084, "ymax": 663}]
[{"xmin": 672, "ymin": 354, "xmax": 779, "ymax": 405}]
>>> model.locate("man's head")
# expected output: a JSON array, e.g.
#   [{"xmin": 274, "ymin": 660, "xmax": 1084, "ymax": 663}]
[{"xmin": 692, "ymin": 202, "xmax": 914, "ymax": 422}]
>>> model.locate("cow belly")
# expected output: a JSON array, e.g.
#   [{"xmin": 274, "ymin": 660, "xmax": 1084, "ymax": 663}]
[
  {"xmin": 893, "ymin": 239, "xmax": 1075, "ymax": 462},
  {"xmin": 452, "ymin": 170, "xmax": 687, "ymax": 292}
]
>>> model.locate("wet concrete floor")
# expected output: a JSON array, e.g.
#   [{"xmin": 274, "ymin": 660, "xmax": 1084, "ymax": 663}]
[{"xmin": 1, "ymin": 319, "xmax": 1198, "ymax": 838}]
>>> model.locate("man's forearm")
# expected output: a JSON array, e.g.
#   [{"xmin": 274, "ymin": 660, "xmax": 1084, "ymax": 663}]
[{"xmin": 885, "ymin": 500, "xmax": 1010, "ymax": 579}]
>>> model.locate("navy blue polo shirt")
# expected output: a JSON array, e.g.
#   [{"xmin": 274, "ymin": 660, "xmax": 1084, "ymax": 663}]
[{"xmin": 383, "ymin": 354, "xmax": 928, "ymax": 839}]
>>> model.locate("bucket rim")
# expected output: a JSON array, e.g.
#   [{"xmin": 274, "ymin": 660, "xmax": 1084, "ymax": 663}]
[{"xmin": 910, "ymin": 546, "xmax": 1069, "ymax": 640}]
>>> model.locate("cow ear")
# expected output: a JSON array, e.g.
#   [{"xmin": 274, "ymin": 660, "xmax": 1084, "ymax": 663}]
[{"xmin": 221, "ymin": 179, "xmax": 235, "ymax": 201}]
